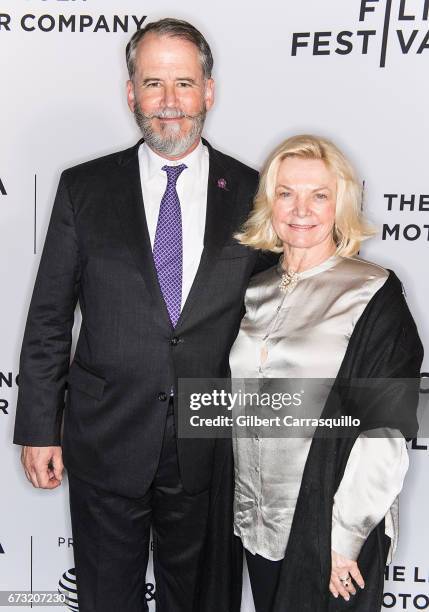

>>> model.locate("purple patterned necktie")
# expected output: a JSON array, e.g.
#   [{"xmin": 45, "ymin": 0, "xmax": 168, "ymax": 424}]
[{"xmin": 153, "ymin": 164, "xmax": 187, "ymax": 327}]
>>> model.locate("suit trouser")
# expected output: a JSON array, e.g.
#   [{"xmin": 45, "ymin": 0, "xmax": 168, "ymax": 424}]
[{"xmin": 68, "ymin": 400, "xmax": 210, "ymax": 612}]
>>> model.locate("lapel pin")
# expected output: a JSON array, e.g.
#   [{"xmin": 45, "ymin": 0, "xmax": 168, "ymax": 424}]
[{"xmin": 217, "ymin": 178, "xmax": 228, "ymax": 191}]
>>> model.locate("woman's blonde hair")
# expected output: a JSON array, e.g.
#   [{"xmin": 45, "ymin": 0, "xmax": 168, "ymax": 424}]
[{"xmin": 236, "ymin": 134, "xmax": 375, "ymax": 256}]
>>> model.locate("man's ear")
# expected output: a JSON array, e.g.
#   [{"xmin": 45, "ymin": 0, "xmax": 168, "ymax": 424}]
[
  {"xmin": 127, "ymin": 80, "xmax": 135, "ymax": 113},
  {"xmin": 204, "ymin": 78, "xmax": 215, "ymax": 112}
]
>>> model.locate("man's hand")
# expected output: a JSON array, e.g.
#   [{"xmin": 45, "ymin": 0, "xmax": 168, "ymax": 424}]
[
  {"xmin": 329, "ymin": 549, "xmax": 365, "ymax": 601},
  {"xmin": 21, "ymin": 446, "xmax": 64, "ymax": 489}
]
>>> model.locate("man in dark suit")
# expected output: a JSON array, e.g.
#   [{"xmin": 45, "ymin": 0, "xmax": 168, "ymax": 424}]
[{"xmin": 14, "ymin": 18, "xmax": 269, "ymax": 612}]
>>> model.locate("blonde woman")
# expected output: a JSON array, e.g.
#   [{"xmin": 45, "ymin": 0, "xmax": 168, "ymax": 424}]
[{"xmin": 230, "ymin": 135, "xmax": 422, "ymax": 611}]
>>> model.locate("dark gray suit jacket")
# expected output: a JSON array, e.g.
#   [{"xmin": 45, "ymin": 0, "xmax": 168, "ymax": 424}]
[{"xmin": 13, "ymin": 138, "xmax": 271, "ymax": 497}]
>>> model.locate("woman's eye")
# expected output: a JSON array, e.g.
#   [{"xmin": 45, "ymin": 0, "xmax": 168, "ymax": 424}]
[
  {"xmin": 315, "ymin": 193, "xmax": 328, "ymax": 200},
  {"xmin": 279, "ymin": 191, "xmax": 291, "ymax": 198}
]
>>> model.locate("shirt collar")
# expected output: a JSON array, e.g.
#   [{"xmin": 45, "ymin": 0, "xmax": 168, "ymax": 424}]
[{"xmin": 139, "ymin": 139, "xmax": 205, "ymax": 182}]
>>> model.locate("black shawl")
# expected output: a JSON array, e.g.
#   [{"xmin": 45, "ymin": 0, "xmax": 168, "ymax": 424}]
[{"xmin": 195, "ymin": 270, "xmax": 423, "ymax": 612}]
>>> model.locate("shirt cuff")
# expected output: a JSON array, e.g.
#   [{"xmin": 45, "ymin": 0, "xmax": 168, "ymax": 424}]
[{"xmin": 331, "ymin": 520, "xmax": 367, "ymax": 561}]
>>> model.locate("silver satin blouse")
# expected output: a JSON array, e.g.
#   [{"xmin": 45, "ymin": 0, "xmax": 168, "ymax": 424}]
[{"xmin": 230, "ymin": 255, "xmax": 409, "ymax": 562}]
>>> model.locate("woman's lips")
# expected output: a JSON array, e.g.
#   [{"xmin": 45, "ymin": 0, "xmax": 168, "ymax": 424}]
[{"xmin": 288, "ymin": 224, "xmax": 317, "ymax": 231}]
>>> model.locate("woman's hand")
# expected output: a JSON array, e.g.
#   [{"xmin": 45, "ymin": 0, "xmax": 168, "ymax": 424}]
[{"xmin": 329, "ymin": 549, "xmax": 365, "ymax": 601}]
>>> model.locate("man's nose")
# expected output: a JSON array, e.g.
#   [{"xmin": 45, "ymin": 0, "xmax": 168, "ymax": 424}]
[{"xmin": 162, "ymin": 83, "xmax": 178, "ymax": 108}]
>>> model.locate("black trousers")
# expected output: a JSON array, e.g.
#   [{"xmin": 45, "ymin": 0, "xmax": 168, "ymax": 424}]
[
  {"xmin": 68, "ymin": 401, "xmax": 210, "ymax": 612},
  {"xmin": 245, "ymin": 549, "xmax": 282, "ymax": 612}
]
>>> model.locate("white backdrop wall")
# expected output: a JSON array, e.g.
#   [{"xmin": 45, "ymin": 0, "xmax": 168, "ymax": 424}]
[{"xmin": 0, "ymin": 0, "xmax": 428, "ymax": 610}]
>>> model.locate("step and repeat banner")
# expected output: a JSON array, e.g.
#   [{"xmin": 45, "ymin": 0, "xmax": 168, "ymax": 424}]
[{"xmin": 0, "ymin": 0, "xmax": 428, "ymax": 610}]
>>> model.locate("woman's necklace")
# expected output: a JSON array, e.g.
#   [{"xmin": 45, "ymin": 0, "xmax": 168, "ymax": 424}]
[
  {"xmin": 279, "ymin": 268, "xmax": 300, "ymax": 294},
  {"xmin": 278, "ymin": 255, "xmax": 301, "ymax": 295}
]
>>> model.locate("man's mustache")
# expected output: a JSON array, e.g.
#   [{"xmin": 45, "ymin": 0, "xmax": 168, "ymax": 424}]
[{"xmin": 145, "ymin": 107, "xmax": 204, "ymax": 120}]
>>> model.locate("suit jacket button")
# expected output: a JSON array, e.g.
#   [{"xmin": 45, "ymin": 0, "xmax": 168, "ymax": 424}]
[
  {"xmin": 171, "ymin": 337, "xmax": 180, "ymax": 346},
  {"xmin": 158, "ymin": 392, "xmax": 168, "ymax": 402}
]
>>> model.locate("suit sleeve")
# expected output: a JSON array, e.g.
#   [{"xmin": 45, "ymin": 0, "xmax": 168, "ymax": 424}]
[
  {"xmin": 252, "ymin": 250, "xmax": 280, "ymax": 275},
  {"xmin": 13, "ymin": 172, "xmax": 81, "ymax": 446}
]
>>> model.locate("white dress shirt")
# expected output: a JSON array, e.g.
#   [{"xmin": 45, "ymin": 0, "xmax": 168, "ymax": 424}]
[{"xmin": 138, "ymin": 140, "xmax": 209, "ymax": 308}]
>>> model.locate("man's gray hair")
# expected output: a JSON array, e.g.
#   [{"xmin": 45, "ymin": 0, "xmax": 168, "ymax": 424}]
[{"xmin": 126, "ymin": 18, "xmax": 214, "ymax": 81}]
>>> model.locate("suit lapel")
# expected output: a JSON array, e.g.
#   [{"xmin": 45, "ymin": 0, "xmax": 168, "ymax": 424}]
[
  {"xmin": 110, "ymin": 140, "xmax": 173, "ymax": 330},
  {"xmin": 175, "ymin": 141, "xmax": 238, "ymax": 330}
]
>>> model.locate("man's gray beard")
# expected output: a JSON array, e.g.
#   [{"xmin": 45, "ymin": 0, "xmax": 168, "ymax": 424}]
[{"xmin": 134, "ymin": 103, "xmax": 206, "ymax": 157}]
